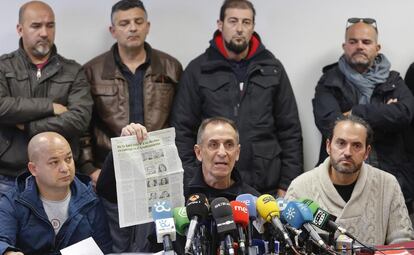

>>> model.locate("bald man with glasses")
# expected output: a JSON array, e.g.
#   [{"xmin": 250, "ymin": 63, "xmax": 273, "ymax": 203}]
[{"xmin": 312, "ymin": 18, "xmax": 414, "ymax": 213}]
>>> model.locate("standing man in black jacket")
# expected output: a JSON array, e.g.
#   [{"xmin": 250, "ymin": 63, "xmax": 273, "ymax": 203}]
[
  {"xmin": 0, "ymin": 1, "xmax": 92, "ymax": 196},
  {"xmin": 312, "ymin": 18, "xmax": 414, "ymax": 206},
  {"xmin": 171, "ymin": 0, "xmax": 303, "ymax": 198}
]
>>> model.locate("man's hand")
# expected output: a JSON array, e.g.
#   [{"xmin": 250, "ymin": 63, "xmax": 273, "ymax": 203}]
[
  {"xmin": 276, "ymin": 188, "xmax": 286, "ymax": 198},
  {"xmin": 53, "ymin": 103, "xmax": 68, "ymax": 115},
  {"xmin": 386, "ymin": 98, "xmax": 398, "ymax": 104},
  {"xmin": 121, "ymin": 123, "xmax": 148, "ymax": 143},
  {"xmin": 5, "ymin": 251, "xmax": 24, "ymax": 255},
  {"xmin": 89, "ymin": 169, "xmax": 101, "ymax": 191}
]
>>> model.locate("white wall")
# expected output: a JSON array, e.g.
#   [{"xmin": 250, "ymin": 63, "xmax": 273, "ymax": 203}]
[{"xmin": 1, "ymin": 0, "xmax": 414, "ymax": 171}]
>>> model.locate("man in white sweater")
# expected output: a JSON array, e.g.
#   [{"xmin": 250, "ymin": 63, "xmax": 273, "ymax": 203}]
[{"xmin": 285, "ymin": 115, "xmax": 414, "ymax": 245}]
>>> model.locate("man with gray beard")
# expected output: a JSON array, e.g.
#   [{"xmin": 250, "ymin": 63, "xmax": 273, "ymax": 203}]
[
  {"xmin": 0, "ymin": 1, "xmax": 92, "ymax": 196},
  {"xmin": 285, "ymin": 115, "xmax": 414, "ymax": 245}
]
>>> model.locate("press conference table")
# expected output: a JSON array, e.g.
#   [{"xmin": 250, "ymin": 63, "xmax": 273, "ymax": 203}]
[{"xmin": 375, "ymin": 240, "xmax": 414, "ymax": 254}]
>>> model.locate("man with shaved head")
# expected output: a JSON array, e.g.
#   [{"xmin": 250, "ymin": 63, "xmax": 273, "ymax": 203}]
[
  {"xmin": 0, "ymin": 1, "xmax": 92, "ymax": 196},
  {"xmin": 0, "ymin": 132, "xmax": 111, "ymax": 255}
]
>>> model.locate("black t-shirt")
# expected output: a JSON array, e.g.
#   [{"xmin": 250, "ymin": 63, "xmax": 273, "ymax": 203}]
[{"xmin": 333, "ymin": 181, "xmax": 357, "ymax": 203}]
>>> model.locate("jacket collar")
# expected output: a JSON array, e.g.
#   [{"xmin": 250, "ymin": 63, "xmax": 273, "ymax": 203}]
[
  {"xmin": 17, "ymin": 38, "xmax": 58, "ymax": 66},
  {"xmin": 318, "ymin": 157, "xmax": 369, "ymax": 209},
  {"xmin": 201, "ymin": 30, "xmax": 274, "ymax": 72},
  {"xmin": 187, "ymin": 165, "xmax": 245, "ymax": 198},
  {"xmin": 322, "ymin": 63, "xmax": 399, "ymax": 93},
  {"xmin": 15, "ymin": 172, "xmax": 96, "ymax": 216},
  {"xmin": 102, "ymin": 42, "xmax": 168, "ymax": 80},
  {"xmin": 213, "ymin": 30, "xmax": 261, "ymax": 60}
]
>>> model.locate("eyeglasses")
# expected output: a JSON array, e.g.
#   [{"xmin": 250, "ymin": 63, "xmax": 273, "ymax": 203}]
[{"xmin": 346, "ymin": 17, "xmax": 377, "ymax": 31}]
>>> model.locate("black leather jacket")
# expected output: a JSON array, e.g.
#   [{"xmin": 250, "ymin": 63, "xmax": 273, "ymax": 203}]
[{"xmin": 0, "ymin": 42, "xmax": 92, "ymax": 176}]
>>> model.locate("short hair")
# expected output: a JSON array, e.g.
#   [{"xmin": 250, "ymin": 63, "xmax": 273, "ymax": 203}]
[
  {"xmin": 219, "ymin": 0, "xmax": 256, "ymax": 22},
  {"xmin": 18, "ymin": 1, "xmax": 53, "ymax": 24},
  {"xmin": 328, "ymin": 115, "xmax": 374, "ymax": 147},
  {"xmin": 197, "ymin": 117, "xmax": 239, "ymax": 144},
  {"xmin": 111, "ymin": 0, "xmax": 147, "ymax": 24}
]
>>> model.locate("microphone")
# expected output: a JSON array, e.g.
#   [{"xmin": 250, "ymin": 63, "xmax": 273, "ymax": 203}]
[
  {"xmin": 230, "ymin": 201, "xmax": 249, "ymax": 255},
  {"xmin": 151, "ymin": 201, "xmax": 176, "ymax": 253},
  {"xmin": 236, "ymin": 194, "xmax": 259, "ymax": 254},
  {"xmin": 211, "ymin": 197, "xmax": 237, "ymax": 255},
  {"xmin": 282, "ymin": 201, "xmax": 329, "ymax": 250},
  {"xmin": 173, "ymin": 207, "xmax": 190, "ymax": 236},
  {"xmin": 256, "ymin": 194, "xmax": 294, "ymax": 248},
  {"xmin": 184, "ymin": 193, "xmax": 210, "ymax": 253},
  {"xmin": 299, "ymin": 198, "xmax": 353, "ymax": 238}
]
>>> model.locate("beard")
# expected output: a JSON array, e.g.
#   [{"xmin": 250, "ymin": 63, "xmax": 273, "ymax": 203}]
[
  {"xmin": 330, "ymin": 157, "xmax": 361, "ymax": 175},
  {"xmin": 347, "ymin": 53, "xmax": 372, "ymax": 71},
  {"xmin": 32, "ymin": 41, "xmax": 52, "ymax": 59},
  {"xmin": 225, "ymin": 38, "xmax": 249, "ymax": 55}
]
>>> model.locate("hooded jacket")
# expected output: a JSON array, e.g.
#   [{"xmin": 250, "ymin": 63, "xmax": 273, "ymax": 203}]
[
  {"xmin": 171, "ymin": 31, "xmax": 303, "ymax": 196},
  {"xmin": 0, "ymin": 173, "xmax": 112, "ymax": 255}
]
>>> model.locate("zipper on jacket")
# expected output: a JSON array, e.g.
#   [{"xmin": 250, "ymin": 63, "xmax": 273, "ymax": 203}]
[{"xmin": 36, "ymin": 68, "xmax": 41, "ymax": 80}]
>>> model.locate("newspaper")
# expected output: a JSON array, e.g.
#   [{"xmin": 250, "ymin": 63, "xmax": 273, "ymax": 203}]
[{"xmin": 111, "ymin": 127, "xmax": 185, "ymax": 227}]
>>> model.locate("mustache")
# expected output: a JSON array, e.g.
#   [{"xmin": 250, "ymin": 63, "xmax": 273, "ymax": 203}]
[{"xmin": 352, "ymin": 51, "xmax": 367, "ymax": 57}]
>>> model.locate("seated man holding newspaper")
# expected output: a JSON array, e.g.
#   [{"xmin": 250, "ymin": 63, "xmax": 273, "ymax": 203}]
[
  {"xmin": 97, "ymin": 117, "xmax": 259, "ymax": 253},
  {"xmin": 0, "ymin": 132, "xmax": 112, "ymax": 255}
]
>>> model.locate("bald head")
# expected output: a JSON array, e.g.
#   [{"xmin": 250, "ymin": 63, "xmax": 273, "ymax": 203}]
[
  {"xmin": 28, "ymin": 132, "xmax": 70, "ymax": 162},
  {"xmin": 345, "ymin": 22, "xmax": 378, "ymax": 43},
  {"xmin": 19, "ymin": 1, "xmax": 54, "ymax": 24}
]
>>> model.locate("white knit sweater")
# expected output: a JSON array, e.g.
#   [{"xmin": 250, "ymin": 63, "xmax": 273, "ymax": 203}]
[{"xmin": 285, "ymin": 158, "xmax": 414, "ymax": 245}]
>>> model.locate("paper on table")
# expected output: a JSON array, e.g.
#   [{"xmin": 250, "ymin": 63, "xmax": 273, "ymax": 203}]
[{"xmin": 60, "ymin": 237, "xmax": 103, "ymax": 255}]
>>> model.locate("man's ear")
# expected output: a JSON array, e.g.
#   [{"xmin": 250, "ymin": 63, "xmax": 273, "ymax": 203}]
[
  {"xmin": 217, "ymin": 19, "xmax": 223, "ymax": 32},
  {"xmin": 27, "ymin": 161, "xmax": 37, "ymax": 176},
  {"xmin": 194, "ymin": 144, "xmax": 202, "ymax": 162},
  {"xmin": 326, "ymin": 138, "xmax": 331, "ymax": 156},
  {"xmin": 364, "ymin": 145, "xmax": 371, "ymax": 160},
  {"xmin": 16, "ymin": 24, "xmax": 23, "ymax": 37}
]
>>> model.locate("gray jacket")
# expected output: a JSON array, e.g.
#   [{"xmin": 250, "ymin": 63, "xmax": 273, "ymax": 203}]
[{"xmin": 0, "ymin": 42, "xmax": 92, "ymax": 176}]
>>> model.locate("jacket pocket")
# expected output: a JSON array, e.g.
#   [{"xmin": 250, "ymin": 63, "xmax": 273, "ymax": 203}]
[
  {"xmin": 248, "ymin": 67, "xmax": 280, "ymax": 125},
  {"xmin": 91, "ymin": 86, "xmax": 120, "ymax": 119},
  {"xmin": 252, "ymin": 139, "xmax": 282, "ymax": 191},
  {"xmin": 199, "ymin": 75, "xmax": 234, "ymax": 117},
  {"xmin": 48, "ymin": 75, "xmax": 76, "ymax": 104},
  {"xmin": 147, "ymin": 82, "xmax": 175, "ymax": 113}
]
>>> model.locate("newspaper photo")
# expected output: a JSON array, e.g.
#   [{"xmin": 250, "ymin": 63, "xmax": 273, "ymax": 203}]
[{"xmin": 111, "ymin": 127, "xmax": 185, "ymax": 227}]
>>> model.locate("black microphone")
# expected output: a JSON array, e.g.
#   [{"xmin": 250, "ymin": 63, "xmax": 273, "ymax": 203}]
[
  {"xmin": 185, "ymin": 193, "xmax": 210, "ymax": 254},
  {"xmin": 211, "ymin": 197, "xmax": 237, "ymax": 255}
]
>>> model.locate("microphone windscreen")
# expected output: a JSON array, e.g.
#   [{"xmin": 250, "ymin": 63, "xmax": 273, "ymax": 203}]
[
  {"xmin": 281, "ymin": 201, "xmax": 305, "ymax": 229},
  {"xmin": 298, "ymin": 198, "xmax": 320, "ymax": 215},
  {"xmin": 211, "ymin": 197, "xmax": 236, "ymax": 235},
  {"xmin": 230, "ymin": 201, "xmax": 249, "ymax": 228},
  {"xmin": 296, "ymin": 201, "xmax": 315, "ymax": 222},
  {"xmin": 152, "ymin": 201, "xmax": 173, "ymax": 220},
  {"xmin": 256, "ymin": 194, "xmax": 279, "ymax": 222},
  {"xmin": 173, "ymin": 207, "xmax": 190, "ymax": 236},
  {"xmin": 186, "ymin": 193, "xmax": 209, "ymax": 220},
  {"xmin": 236, "ymin": 193, "xmax": 257, "ymax": 219}
]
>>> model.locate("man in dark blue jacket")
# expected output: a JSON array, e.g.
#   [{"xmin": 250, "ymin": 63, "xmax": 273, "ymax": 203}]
[
  {"xmin": 0, "ymin": 132, "xmax": 112, "ymax": 255},
  {"xmin": 312, "ymin": 18, "xmax": 414, "ymax": 207},
  {"xmin": 171, "ymin": 0, "xmax": 303, "ymax": 198}
]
